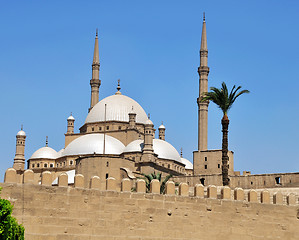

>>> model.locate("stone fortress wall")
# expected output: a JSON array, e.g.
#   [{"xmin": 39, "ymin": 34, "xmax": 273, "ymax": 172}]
[{"xmin": 1, "ymin": 168, "xmax": 299, "ymax": 240}]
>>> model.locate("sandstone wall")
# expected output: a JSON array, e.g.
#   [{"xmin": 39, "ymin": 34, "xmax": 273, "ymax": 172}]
[{"xmin": 1, "ymin": 171, "xmax": 299, "ymax": 240}]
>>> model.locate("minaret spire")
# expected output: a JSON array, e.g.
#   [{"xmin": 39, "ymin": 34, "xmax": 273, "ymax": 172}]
[
  {"xmin": 197, "ymin": 13, "xmax": 209, "ymax": 151},
  {"xmin": 89, "ymin": 29, "xmax": 101, "ymax": 112}
]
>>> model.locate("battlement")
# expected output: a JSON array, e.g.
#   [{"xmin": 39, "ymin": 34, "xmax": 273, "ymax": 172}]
[{"xmin": 2, "ymin": 168, "xmax": 299, "ymax": 239}]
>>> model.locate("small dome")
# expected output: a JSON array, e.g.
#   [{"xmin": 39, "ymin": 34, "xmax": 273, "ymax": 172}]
[
  {"xmin": 67, "ymin": 115, "xmax": 75, "ymax": 121},
  {"xmin": 145, "ymin": 118, "xmax": 153, "ymax": 125},
  {"xmin": 158, "ymin": 124, "xmax": 165, "ymax": 129},
  {"xmin": 62, "ymin": 133, "xmax": 125, "ymax": 157},
  {"xmin": 85, "ymin": 94, "xmax": 148, "ymax": 124},
  {"xmin": 124, "ymin": 139, "xmax": 182, "ymax": 163},
  {"xmin": 52, "ymin": 169, "xmax": 75, "ymax": 185},
  {"xmin": 30, "ymin": 146, "xmax": 58, "ymax": 159},
  {"xmin": 181, "ymin": 158, "xmax": 193, "ymax": 170},
  {"xmin": 17, "ymin": 130, "xmax": 26, "ymax": 136}
]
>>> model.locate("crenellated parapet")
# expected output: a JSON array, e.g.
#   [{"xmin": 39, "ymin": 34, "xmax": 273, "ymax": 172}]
[{"xmin": 4, "ymin": 168, "xmax": 298, "ymax": 206}]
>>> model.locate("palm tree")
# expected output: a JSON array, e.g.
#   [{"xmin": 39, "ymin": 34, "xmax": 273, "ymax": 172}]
[
  {"xmin": 201, "ymin": 82, "xmax": 249, "ymax": 186},
  {"xmin": 142, "ymin": 172, "xmax": 173, "ymax": 194}
]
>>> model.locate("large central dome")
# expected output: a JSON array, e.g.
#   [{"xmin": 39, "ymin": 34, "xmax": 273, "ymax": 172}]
[{"xmin": 85, "ymin": 94, "xmax": 148, "ymax": 124}]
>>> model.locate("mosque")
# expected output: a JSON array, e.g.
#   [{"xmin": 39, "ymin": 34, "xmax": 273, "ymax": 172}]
[
  {"xmin": 11, "ymin": 18, "xmax": 296, "ymax": 189},
  {"xmin": 11, "ymin": 17, "xmax": 231, "ymax": 188}
]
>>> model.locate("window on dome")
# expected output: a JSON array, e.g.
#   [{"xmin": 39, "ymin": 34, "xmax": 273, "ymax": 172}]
[
  {"xmin": 50, "ymin": 164, "xmax": 53, "ymax": 168},
  {"xmin": 118, "ymin": 126, "xmax": 121, "ymax": 130},
  {"xmin": 32, "ymin": 164, "xmax": 35, "ymax": 168},
  {"xmin": 60, "ymin": 163, "xmax": 62, "ymax": 166},
  {"xmin": 63, "ymin": 162, "xmax": 66, "ymax": 166},
  {"xmin": 91, "ymin": 127, "xmax": 94, "ymax": 131},
  {"xmin": 99, "ymin": 127, "xmax": 102, "ymax": 131},
  {"xmin": 57, "ymin": 163, "xmax": 59, "ymax": 167},
  {"xmin": 70, "ymin": 160, "xmax": 73, "ymax": 165},
  {"xmin": 44, "ymin": 163, "xmax": 47, "ymax": 168},
  {"xmin": 37, "ymin": 163, "xmax": 40, "ymax": 168},
  {"xmin": 106, "ymin": 126, "xmax": 109, "ymax": 130}
]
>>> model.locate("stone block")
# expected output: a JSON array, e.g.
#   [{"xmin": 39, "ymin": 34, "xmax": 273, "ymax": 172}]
[
  {"xmin": 74, "ymin": 174, "xmax": 84, "ymax": 188},
  {"xmin": 179, "ymin": 182, "xmax": 188, "ymax": 196},
  {"xmin": 261, "ymin": 190, "xmax": 270, "ymax": 204},
  {"xmin": 106, "ymin": 177, "xmax": 116, "ymax": 191},
  {"xmin": 248, "ymin": 189, "xmax": 258, "ymax": 203},
  {"xmin": 23, "ymin": 169, "xmax": 34, "ymax": 184},
  {"xmin": 121, "ymin": 178, "xmax": 131, "ymax": 192},
  {"xmin": 4, "ymin": 168, "xmax": 17, "ymax": 183},
  {"xmin": 194, "ymin": 184, "xmax": 204, "ymax": 198},
  {"xmin": 234, "ymin": 188, "xmax": 244, "ymax": 201},
  {"xmin": 58, "ymin": 173, "xmax": 68, "ymax": 187},
  {"xmin": 287, "ymin": 193, "xmax": 296, "ymax": 205},
  {"xmin": 136, "ymin": 179, "xmax": 146, "ymax": 193},
  {"xmin": 150, "ymin": 179, "xmax": 160, "ymax": 194},
  {"xmin": 90, "ymin": 176, "xmax": 101, "ymax": 190},
  {"xmin": 41, "ymin": 171, "xmax": 52, "ymax": 186},
  {"xmin": 273, "ymin": 192, "xmax": 283, "ymax": 205},
  {"xmin": 207, "ymin": 185, "xmax": 217, "ymax": 199},
  {"xmin": 221, "ymin": 186, "xmax": 231, "ymax": 200},
  {"xmin": 165, "ymin": 181, "xmax": 175, "ymax": 195}
]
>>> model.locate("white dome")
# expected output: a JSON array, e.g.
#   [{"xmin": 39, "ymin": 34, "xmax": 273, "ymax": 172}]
[
  {"xmin": 158, "ymin": 124, "xmax": 165, "ymax": 129},
  {"xmin": 67, "ymin": 115, "xmax": 75, "ymax": 121},
  {"xmin": 62, "ymin": 133, "xmax": 125, "ymax": 157},
  {"xmin": 145, "ymin": 118, "xmax": 153, "ymax": 125},
  {"xmin": 57, "ymin": 149, "xmax": 64, "ymax": 158},
  {"xmin": 124, "ymin": 139, "xmax": 182, "ymax": 163},
  {"xmin": 52, "ymin": 169, "xmax": 75, "ymax": 185},
  {"xmin": 30, "ymin": 146, "xmax": 58, "ymax": 159},
  {"xmin": 85, "ymin": 94, "xmax": 148, "ymax": 124},
  {"xmin": 17, "ymin": 130, "xmax": 26, "ymax": 136},
  {"xmin": 181, "ymin": 158, "xmax": 193, "ymax": 170}
]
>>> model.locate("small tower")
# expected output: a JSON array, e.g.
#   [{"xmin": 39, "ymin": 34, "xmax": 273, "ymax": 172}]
[
  {"xmin": 13, "ymin": 126, "xmax": 26, "ymax": 171},
  {"xmin": 89, "ymin": 29, "xmax": 101, "ymax": 112},
  {"xmin": 67, "ymin": 113, "xmax": 75, "ymax": 134},
  {"xmin": 141, "ymin": 115, "xmax": 154, "ymax": 162},
  {"xmin": 128, "ymin": 106, "xmax": 136, "ymax": 129},
  {"xmin": 197, "ymin": 13, "xmax": 209, "ymax": 151},
  {"xmin": 158, "ymin": 122, "xmax": 165, "ymax": 140}
]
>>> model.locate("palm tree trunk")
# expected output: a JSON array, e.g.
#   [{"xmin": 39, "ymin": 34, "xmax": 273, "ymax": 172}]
[{"xmin": 221, "ymin": 114, "xmax": 230, "ymax": 186}]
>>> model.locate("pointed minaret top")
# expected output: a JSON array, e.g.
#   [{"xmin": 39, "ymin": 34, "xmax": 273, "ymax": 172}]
[
  {"xmin": 93, "ymin": 29, "xmax": 99, "ymax": 64},
  {"xmin": 45, "ymin": 136, "xmax": 48, "ymax": 147},
  {"xmin": 200, "ymin": 13, "xmax": 207, "ymax": 51}
]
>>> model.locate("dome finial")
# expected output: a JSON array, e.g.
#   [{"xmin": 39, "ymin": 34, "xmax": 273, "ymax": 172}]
[
  {"xmin": 115, "ymin": 79, "xmax": 122, "ymax": 95},
  {"xmin": 180, "ymin": 147, "xmax": 183, "ymax": 157},
  {"xmin": 21, "ymin": 124, "xmax": 23, "ymax": 130},
  {"xmin": 148, "ymin": 113, "xmax": 150, "ymax": 119},
  {"xmin": 203, "ymin": 12, "xmax": 205, "ymax": 22},
  {"xmin": 46, "ymin": 136, "xmax": 48, "ymax": 147}
]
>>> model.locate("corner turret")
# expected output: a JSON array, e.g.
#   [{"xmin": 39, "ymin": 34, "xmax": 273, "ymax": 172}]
[{"xmin": 13, "ymin": 126, "xmax": 26, "ymax": 171}]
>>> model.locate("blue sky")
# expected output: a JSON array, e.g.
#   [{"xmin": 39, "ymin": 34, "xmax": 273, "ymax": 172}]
[{"xmin": 0, "ymin": 1, "xmax": 298, "ymax": 180}]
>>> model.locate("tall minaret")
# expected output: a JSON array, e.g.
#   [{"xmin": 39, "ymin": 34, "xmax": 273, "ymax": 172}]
[
  {"xmin": 89, "ymin": 29, "xmax": 101, "ymax": 112},
  {"xmin": 197, "ymin": 13, "xmax": 209, "ymax": 151},
  {"xmin": 13, "ymin": 126, "xmax": 26, "ymax": 171}
]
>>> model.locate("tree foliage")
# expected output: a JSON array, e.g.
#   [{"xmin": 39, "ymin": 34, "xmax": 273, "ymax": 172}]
[
  {"xmin": 142, "ymin": 172, "xmax": 172, "ymax": 194},
  {"xmin": 0, "ymin": 188, "xmax": 24, "ymax": 240},
  {"xmin": 201, "ymin": 82, "xmax": 249, "ymax": 115}
]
